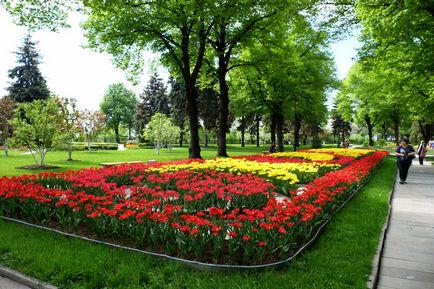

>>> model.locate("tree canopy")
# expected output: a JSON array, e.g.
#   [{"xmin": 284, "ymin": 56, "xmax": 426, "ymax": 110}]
[{"xmin": 100, "ymin": 83, "xmax": 137, "ymax": 144}]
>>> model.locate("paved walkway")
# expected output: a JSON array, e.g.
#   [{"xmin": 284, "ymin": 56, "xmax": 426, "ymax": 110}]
[
  {"xmin": 0, "ymin": 275, "xmax": 31, "ymax": 289},
  {"xmin": 377, "ymin": 159, "xmax": 434, "ymax": 289}
]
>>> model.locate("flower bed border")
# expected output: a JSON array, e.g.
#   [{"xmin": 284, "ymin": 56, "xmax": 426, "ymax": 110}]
[{"xmin": 0, "ymin": 160, "xmax": 380, "ymax": 271}]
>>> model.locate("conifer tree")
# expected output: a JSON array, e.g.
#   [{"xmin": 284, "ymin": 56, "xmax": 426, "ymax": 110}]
[
  {"xmin": 7, "ymin": 34, "xmax": 50, "ymax": 103},
  {"xmin": 135, "ymin": 73, "xmax": 170, "ymax": 138}
]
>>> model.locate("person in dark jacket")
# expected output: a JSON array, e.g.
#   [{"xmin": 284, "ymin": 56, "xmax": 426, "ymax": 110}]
[{"xmin": 395, "ymin": 137, "xmax": 416, "ymax": 184}]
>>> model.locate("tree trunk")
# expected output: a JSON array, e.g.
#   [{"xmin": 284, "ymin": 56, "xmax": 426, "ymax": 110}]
[
  {"xmin": 365, "ymin": 115, "xmax": 374, "ymax": 146},
  {"xmin": 217, "ymin": 54, "xmax": 229, "ymax": 157},
  {"xmin": 4, "ymin": 141, "xmax": 8, "ymax": 157},
  {"xmin": 270, "ymin": 114, "xmax": 276, "ymax": 144},
  {"xmin": 241, "ymin": 116, "xmax": 245, "ymax": 148},
  {"xmin": 418, "ymin": 120, "xmax": 432, "ymax": 144},
  {"xmin": 39, "ymin": 146, "xmax": 45, "ymax": 167},
  {"xmin": 185, "ymin": 81, "xmax": 202, "ymax": 159},
  {"xmin": 115, "ymin": 125, "xmax": 120, "ymax": 144},
  {"xmin": 204, "ymin": 130, "xmax": 208, "ymax": 147},
  {"xmin": 256, "ymin": 115, "xmax": 260, "ymax": 147},
  {"xmin": 293, "ymin": 115, "xmax": 301, "ymax": 152},
  {"xmin": 67, "ymin": 142, "xmax": 72, "ymax": 161},
  {"xmin": 382, "ymin": 121, "xmax": 387, "ymax": 140},
  {"xmin": 392, "ymin": 111, "xmax": 400, "ymax": 145},
  {"xmin": 128, "ymin": 126, "xmax": 132, "ymax": 140},
  {"xmin": 179, "ymin": 129, "xmax": 184, "ymax": 147},
  {"xmin": 87, "ymin": 138, "xmax": 92, "ymax": 152},
  {"xmin": 275, "ymin": 113, "xmax": 284, "ymax": 152}
]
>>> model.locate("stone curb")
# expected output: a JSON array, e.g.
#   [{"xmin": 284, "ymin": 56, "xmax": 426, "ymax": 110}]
[
  {"xmin": 367, "ymin": 166, "xmax": 397, "ymax": 289},
  {"xmin": 0, "ymin": 265, "xmax": 57, "ymax": 289}
]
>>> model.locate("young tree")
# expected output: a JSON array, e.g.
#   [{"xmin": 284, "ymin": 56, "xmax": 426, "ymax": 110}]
[
  {"xmin": 100, "ymin": 83, "xmax": 137, "ymax": 144},
  {"xmin": 58, "ymin": 97, "xmax": 80, "ymax": 161},
  {"xmin": 135, "ymin": 72, "xmax": 170, "ymax": 138},
  {"xmin": 79, "ymin": 110, "xmax": 105, "ymax": 152},
  {"xmin": 7, "ymin": 34, "xmax": 50, "ymax": 103},
  {"xmin": 0, "ymin": 98, "xmax": 17, "ymax": 156},
  {"xmin": 11, "ymin": 99, "xmax": 62, "ymax": 167},
  {"xmin": 143, "ymin": 113, "xmax": 180, "ymax": 155}
]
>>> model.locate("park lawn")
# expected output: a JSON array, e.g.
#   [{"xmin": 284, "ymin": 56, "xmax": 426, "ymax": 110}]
[
  {"xmin": 0, "ymin": 144, "xmax": 268, "ymax": 177},
  {"xmin": 0, "ymin": 155, "xmax": 396, "ymax": 289}
]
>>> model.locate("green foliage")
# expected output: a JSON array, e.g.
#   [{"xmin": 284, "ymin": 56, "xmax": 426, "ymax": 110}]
[
  {"xmin": 135, "ymin": 72, "xmax": 170, "ymax": 138},
  {"xmin": 353, "ymin": 0, "xmax": 434, "ymax": 143},
  {"xmin": 57, "ymin": 97, "xmax": 80, "ymax": 160},
  {"xmin": 100, "ymin": 83, "xmax": 137, "ymax": 144},
  {"xmin": 7, "ymin": 34, "xmax": 50, "ymax": 103},
  {"xmin": 10, "ymin": 99, "xmax": 62, "ymax": 167},
  {"xmin": 1, "ymin": 0, "xmax": 78, "ymax": 31},
  {"xmin": 0, "ymin": 98, "xmax": 17, "ymax": 156},
  {"xmin": 143, "ymin": 113, "xmax": 180, "ymax": 155}
]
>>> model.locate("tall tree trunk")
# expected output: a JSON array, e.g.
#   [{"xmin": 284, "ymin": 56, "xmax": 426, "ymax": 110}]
[
  {"xmin": 418, "ymin": 120, "xmax": 432, "ymax": 144},
  {"xmin": 185, "ymin": 81, "xmax": 202, "ymax": 159},
  {"xmin": 241, "ymin": 116, "xmax": 245, "ymax": 148},
  {"xmin": 365, "ymin": 115, "xmax": 374, "ymax": 146},
  {"xmin": 128, "ymin": 126, "xmax": 132, "ymax": 140},
  {"xmin": 204, "ymin": 130, "xmax": 208, "ymax": 147},
  {"xmin": 392, "ymin": 111, "xmax": 400, "ymax": 145},
  {"xmin": 67, "ymin": 142, "xmax": 72, "ymax": 161},
  {"xmin": 382, "ymin": 121, "xmax": 387, "ymax": 140},
  {"xmin": 293, "ymin": 115, "xmax": 301, "ymax": 151},
  {"xmin": 87, "ymin": 138, "xmax": 92, "ymax": 152},
  {"xmin": 256, "ymin": 115, "xmax": 260, "ymax": 147},
  {"xmin": 275, "ymin": 113, "xmax": 284, "ymax": 152},
  {"xmin": 179, "ymin": 129, "xmax": 184, "ymax": 147},
  {"xmin": 115, "ymin": 125, "xmax": 120, "ymax": 144},
  {"xmin": 4, "ymin": 141, "xmax": 8, "ymax": 157},
  {"xmin": 217, "ymin": 54, "xmax": 229, "ymax": 157},
  {"xmin": 270, "ymin": 114, "xmax": 276, "ymax": 144}
]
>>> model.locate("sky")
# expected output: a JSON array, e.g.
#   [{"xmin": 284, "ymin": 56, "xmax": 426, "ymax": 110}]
[{"xmin": 0, "ymin": 8, "xmax": 360, "ymax": 111}]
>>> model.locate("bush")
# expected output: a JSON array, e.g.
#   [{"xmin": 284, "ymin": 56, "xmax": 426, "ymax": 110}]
[
  {"xmin": 377, "ymin": 139, "xmax": 386, "ymax": 147},
  {"xmin": 53, "ymin": 142, "xmax": 118, "ymax": 151}
]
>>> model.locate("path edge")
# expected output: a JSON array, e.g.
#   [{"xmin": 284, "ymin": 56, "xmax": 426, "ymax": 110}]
[
  {"xmin": 367, "ymin": 164, "xmax": 397, "ymax": 289},
  {"xmin": 0, "ymin": 265, "xmax": 57, "ymax": 289}
]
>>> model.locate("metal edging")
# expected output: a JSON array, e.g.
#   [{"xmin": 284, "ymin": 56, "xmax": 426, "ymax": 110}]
[{"xmin": 0, "ymin": 159, "xmax": 386, "ymax": 271}]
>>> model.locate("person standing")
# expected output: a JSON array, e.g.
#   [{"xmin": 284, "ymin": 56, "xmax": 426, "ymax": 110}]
[
  {"xmin": 417, "ymin": 140, "xmax": 428, "ymax": 165},
  {"xmin": 395, "ymin": 137, "xmax": 416, "ymax": 184}
]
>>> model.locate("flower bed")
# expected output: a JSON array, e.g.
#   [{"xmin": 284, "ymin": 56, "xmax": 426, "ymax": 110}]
[{"xmin": 0, "ymin": 149, "xmax": 388, "ymax": 265}]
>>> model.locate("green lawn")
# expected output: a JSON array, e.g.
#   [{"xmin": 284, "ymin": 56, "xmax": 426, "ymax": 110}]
[
  {"xmin": 0, "ymin": 144, "xmax": 268, "ymax": 177},
  {"xmin": 0, "ymin": 153, "xmax": 396, "ymax": 289}
]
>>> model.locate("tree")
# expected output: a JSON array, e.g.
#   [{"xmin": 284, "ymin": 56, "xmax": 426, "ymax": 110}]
[
  {"xmin": 7, "ymin": 34, "xmax": 50, "ymax": 103},
  {"xmin": 1, "ymin": 0, "xmax": 78, "ymax": 31},
  {"xmin": 79, "ymin": 110, "xmax": 105, "ymax": 152},
  {"xmin": 168, "ymin": 77, "xmax": 188, "ymax": 147},
  {"xmin": 135, "ymin": 72, "xmax": 170, "ymax": 139},
  {"xmin": 0, "ymin": 98, "xmax": 17, "ymax": 156},
  {"xmin": 197, "ymin": 87, "xmax": 219, "ymax": 147},
  {"xmin": 354, "ymin": 1, "xmax": 434, "ymax": 144},
  {"xmin": 83, "ymin": 1, "xmax": 213, "ymax": 159},
  {"xmin": 11, "ymin": 99, "xmax": 62, "ymax": 167},
  {"xmin": 58, "ymin": 97, "xmax": 80, "ymax": 161},
  {"xmin": 100, "ymin": 83, "xmax": 137, "ymax": 144},
  {"xmin": 143, "ymin": 113, "xmax": 180, "ymax": 155},
  {"xmin": 206, "ymin": 1, "xmax": 291, "ymax": 157}
]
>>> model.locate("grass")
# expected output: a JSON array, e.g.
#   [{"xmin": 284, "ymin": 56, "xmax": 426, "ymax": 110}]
[
  {"xmin": 0, "ymin": 155, "xmax": 396, "ymax": 289},
  {"xmin": 0, "ymin": 144, "xmax": 268, "ymax": 177}
]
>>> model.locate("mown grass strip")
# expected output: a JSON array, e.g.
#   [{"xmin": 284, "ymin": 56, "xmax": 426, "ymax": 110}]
[{"xmin": 0, "ymin": 157, "xmax": 395, "ymax": 289}]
